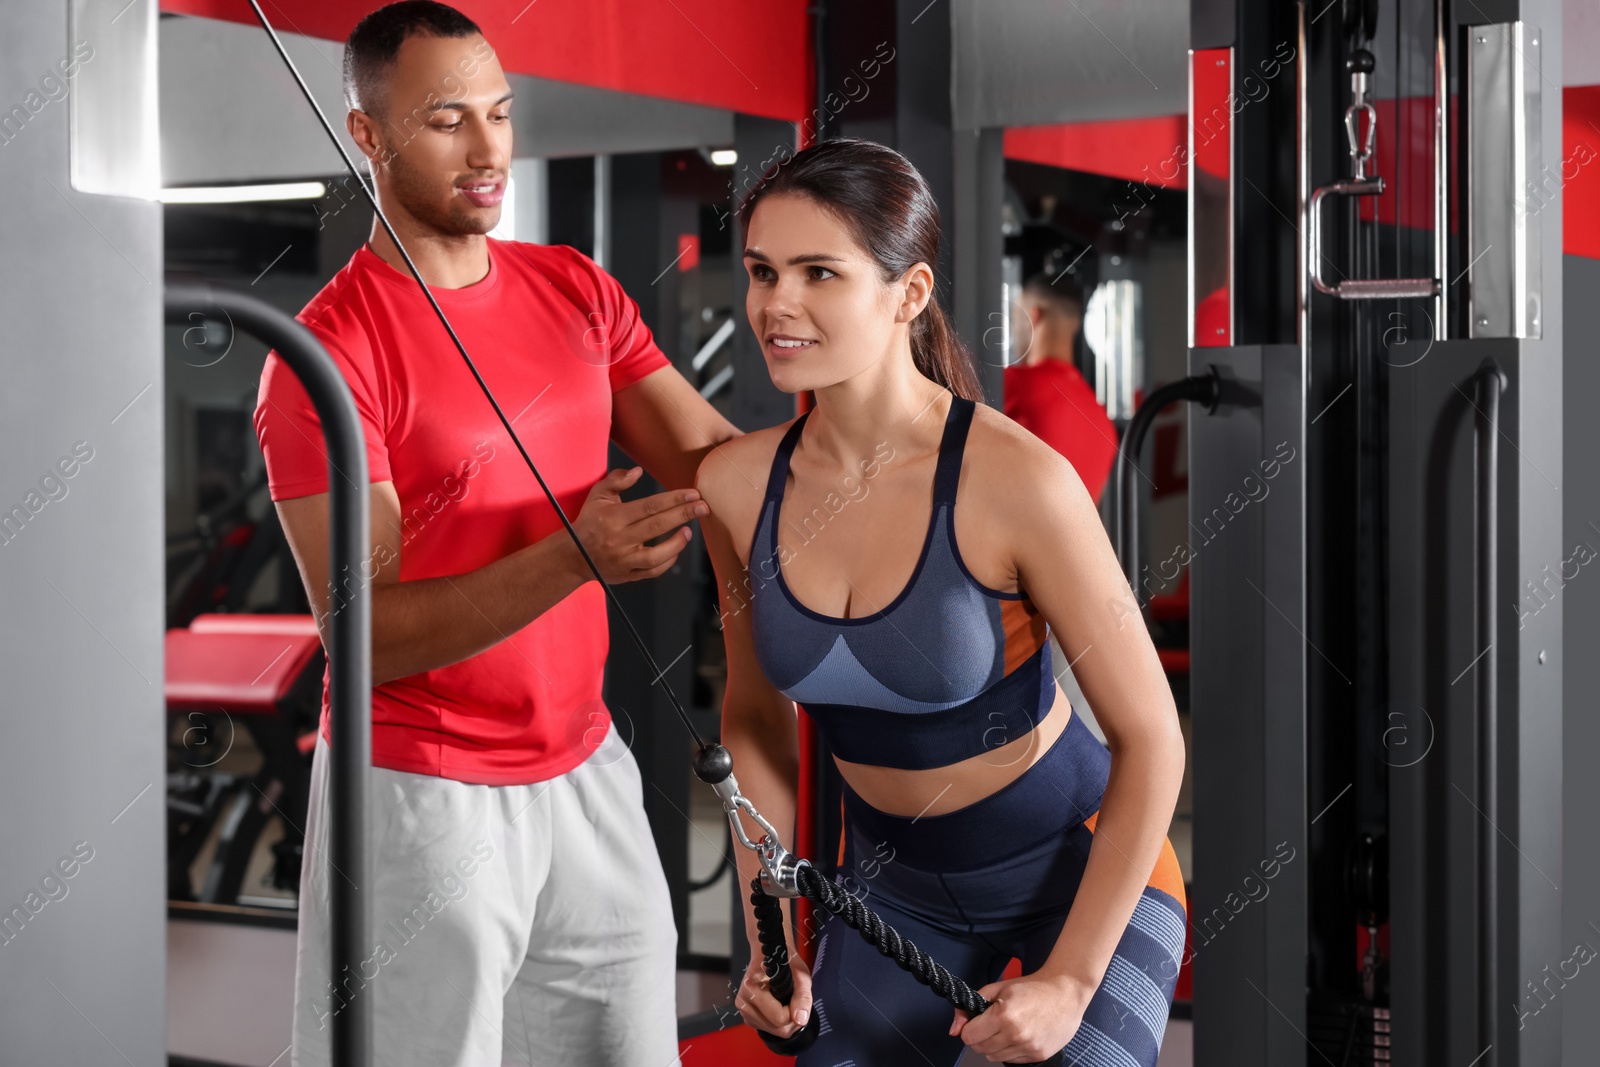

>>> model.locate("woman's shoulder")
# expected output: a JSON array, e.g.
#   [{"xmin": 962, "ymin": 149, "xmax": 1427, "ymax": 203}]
[
  {"xmin": 694, "ymin": 419, "xmax": 800, "ymax": 530},
  {"xmin": 965, "ymin": 397, "xmax": 1099, "ymax": 538},
  {"xmin": 965, "ymin": 397, "xmax": 1088, "ymax": 497},
  {"xmin": 958, "ymin": 399, "xmax": 1100, "ymax": 590}
]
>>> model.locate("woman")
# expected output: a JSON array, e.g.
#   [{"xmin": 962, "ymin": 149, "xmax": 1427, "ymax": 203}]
[{"xmin": 693, "ymin": 138, "xmax": 1188, "ymax": 1066}]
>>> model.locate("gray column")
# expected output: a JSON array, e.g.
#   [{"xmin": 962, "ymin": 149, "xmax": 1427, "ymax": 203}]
[{"xmin": 1, "ymin": 0, "xmax": 166, "ymax": 1063}]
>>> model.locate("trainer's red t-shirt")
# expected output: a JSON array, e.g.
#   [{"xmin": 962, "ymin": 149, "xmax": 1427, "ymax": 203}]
[
  {"xmin": 253, "ymin": 238, "xmax": 670, "ymax": 785},
  {"xmin": 1003, "ymin": 359, "xmax": 1119, "ymax": 504}
]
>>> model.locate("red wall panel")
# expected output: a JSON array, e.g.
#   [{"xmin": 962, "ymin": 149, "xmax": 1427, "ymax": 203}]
[
  {"xmin": 1564, "ymin": 85, "xmax": 1600, "ymax": 260},
  {"xmin": 161, "ymin": 0, "xmax": 811, "ymax": 123},
  {"xmin": 1004, "ymin": 115, "xmax": 1189, "ymax": 190}
]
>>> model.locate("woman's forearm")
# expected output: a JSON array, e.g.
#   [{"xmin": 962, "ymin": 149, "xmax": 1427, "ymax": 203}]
[
  {"xmin": 1035, "ymin": 729, "xmax": 1186, "ymax": 1000},
  {"xmin": 721, "ymin": 704, "xmax": 801, "ymax": 947}
]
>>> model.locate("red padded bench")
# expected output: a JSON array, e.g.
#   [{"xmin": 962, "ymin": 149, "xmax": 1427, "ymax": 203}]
[
  {"xmin": 165, "ymin": 614, "xmax": 322, "ymax": 715},
  {"xmin": 164, "ymin": 614, "xmax": 324, "ymax": 905}
]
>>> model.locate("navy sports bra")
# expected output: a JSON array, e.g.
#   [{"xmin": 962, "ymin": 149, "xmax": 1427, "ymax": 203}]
[{"xmin": 748, "ymin": 395, "xmax": 1057, "ymax": 770}]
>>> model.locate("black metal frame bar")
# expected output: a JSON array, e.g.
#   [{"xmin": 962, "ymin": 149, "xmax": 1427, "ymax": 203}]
[
  {"xmin": 1113, "ymin": 372, "xmax": 1220, "ymax": 591},
  {"xmin": 164, "ymin": 280, "xmax": 373, "ymax": 1067},
  {"xmin": 1473, "ymin": 359, "xmax": 1505, "ymax": 1059}
]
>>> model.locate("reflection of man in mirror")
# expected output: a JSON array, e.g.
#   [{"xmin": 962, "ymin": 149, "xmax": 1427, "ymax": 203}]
[
  {"xmin": 1003, "ymin": 274, "xmax": 1118, "ymax": 504},
  {"xmin": 1005, "ymin": 274, "xmax": 1119, "ymax": 748}
]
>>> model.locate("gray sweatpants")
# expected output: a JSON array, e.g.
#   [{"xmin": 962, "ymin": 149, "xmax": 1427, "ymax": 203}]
[{"xmin": 290, "ymin": 726, "xmax": 680, "ymax": 1067}]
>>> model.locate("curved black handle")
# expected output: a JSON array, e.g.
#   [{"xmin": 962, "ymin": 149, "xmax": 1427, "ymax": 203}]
[
  {"xmin": 165, "ymin": 280, "xmax": 374, "ymax": 1067},
  {"xmin": 1472, "ymin": 360, "xmax": 1505, "ymax": 1062},
  {"xmin": 1114, "ymin": 371, "xmax": 1221, "ymax": 592}
]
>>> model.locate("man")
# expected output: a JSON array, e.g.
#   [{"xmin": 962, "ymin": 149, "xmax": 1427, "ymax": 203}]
[
  {"xmin": 1003, "ymin": 274, "xmax": 1118, "ymax": 504},
  {"xmin": 252, "ymin": 3, "xmax": 740, "ymax": 1064}
]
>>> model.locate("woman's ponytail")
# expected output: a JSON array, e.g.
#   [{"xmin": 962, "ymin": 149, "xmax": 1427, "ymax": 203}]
[{"xmin": 910, "ymin": 295, "xmax": 984, "ymax": 403}]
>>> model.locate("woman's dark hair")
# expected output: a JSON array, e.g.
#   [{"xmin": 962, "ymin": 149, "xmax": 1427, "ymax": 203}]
[{"xmin": 735, "ymin": 138, "xmax": 984, "ymax": 403}]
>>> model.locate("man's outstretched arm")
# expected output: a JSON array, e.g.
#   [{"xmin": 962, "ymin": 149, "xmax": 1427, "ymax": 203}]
[{"xmin": 275, "ymin": 472, "xmax": 707, "ymax": 686}]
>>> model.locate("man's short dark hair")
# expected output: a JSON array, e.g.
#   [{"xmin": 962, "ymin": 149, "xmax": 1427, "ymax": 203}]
[
  {"xmin": 1022, "ymin": 273, "xmax": 1085, "ymax": 320},
  {"xmin": 343, "ymin": 1, "xmax": 482, "ymax": 116}
]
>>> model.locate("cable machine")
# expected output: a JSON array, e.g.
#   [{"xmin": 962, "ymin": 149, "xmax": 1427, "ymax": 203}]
[{"xmin": 1184, "ymin": 0, "xmax": 1564, "ymax": 1063}]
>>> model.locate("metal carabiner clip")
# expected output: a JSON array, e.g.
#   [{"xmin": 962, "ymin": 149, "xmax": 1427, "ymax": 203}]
[
  {"xmin": 1345, "ymin": 101, "xmax": 1377, "ymax": 180},
  {"xmin": 692, "ymin": 743, "xmax": 812, "ymax": 897}
]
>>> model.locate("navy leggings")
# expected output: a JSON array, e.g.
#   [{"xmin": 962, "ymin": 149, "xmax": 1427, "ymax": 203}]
[{"xmin": 797, "ymin": 711, "xmax": 1187, "ymax": 1067}]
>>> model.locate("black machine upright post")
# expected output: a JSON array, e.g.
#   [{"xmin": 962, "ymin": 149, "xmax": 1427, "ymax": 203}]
[{"xmin": 164, "ymin": 282, "xmax": 374, "ymax": 1067}]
